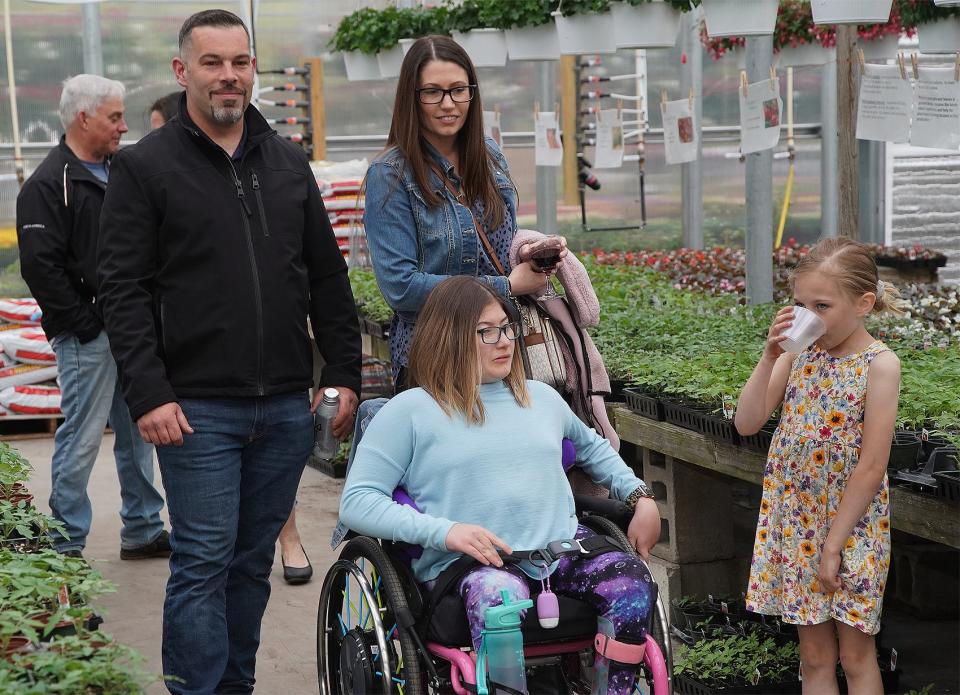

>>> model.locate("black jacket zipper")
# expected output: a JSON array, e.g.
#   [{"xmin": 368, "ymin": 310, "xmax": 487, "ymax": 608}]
[
  {"xmin": 225, "ymin": 155, "xmax": 265, "ymax": 396},
  {"xmin": 251, "ymin": 171, "xmax": 270, "ymax": 238}
]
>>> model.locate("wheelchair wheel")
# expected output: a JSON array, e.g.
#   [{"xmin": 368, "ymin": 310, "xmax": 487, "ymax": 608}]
[
  {"xmin": 578, "ymin": 514, "xmax": 673, "ymax": 694},
  {"xmin": 317, "ymin": 536, "xmax": 425, "ymax": 695}
]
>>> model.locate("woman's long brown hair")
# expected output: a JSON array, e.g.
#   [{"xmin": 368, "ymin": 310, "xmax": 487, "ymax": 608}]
[
  {"xmin": 408, "ymin": 276, "xmax": 529, "ymax": 424},
  {"xmin": 386, "ymin": 35, "xmax": 507, "ymax": 230}
]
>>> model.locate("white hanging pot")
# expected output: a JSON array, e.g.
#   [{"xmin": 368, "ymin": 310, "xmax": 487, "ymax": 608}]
[
  {"xmin": 452, "ymin": 28, "xmax": 508, "ymax": 67},
  {"xmin": 775, "ymin": 43, "xmax": 835, "ymax": 67},
  {"xmin": 918, "ymin": 18, "xmax": 960, "ymax": 54},
  {"xmin": 702, "ymin": 0, "xmax": 779, "ymax": 38},
  {"xmin": 377, "ymin": 45, "xmax": 405, "ymax": 78},
  {"xmin": 611, "ymin": 1, "xmax": 683, "ymax": 49},
  {"xmin": 554, "ymin": 11, "xmax": 618, "ymax": 55},
  {"xmin": 400, "ymin": 38, "xmax": 416, "ymax": 56},
  {"xmin": 343, "ymin": 51, "xmax": 382, "ymax": 81},
  {"xmin": 859, "ymin": 33, "xmax": 900, "ymax": 60},
  {"xmin": 505, "ymin": 22, "xmax": 561, "ymax": 61},
  {"xmin": 810, "ymin": 0, "xmax": 893, "ymax": 25}
]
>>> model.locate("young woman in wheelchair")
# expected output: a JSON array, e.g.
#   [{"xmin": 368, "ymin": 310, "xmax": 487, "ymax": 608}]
[{"xmin": 339, "ymin": 276, "xmax": 662, "ymax": 695}]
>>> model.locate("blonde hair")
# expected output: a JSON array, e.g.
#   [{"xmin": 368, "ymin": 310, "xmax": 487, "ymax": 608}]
[
  {"xmin": 791, "ymin": 238, "xmax": 909, "ymax": 316},
  {"xmin": 408, "ymin": 276, "xmax": 529, "ymax": 424}
]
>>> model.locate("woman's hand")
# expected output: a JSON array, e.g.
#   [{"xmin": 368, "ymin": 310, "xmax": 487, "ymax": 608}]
[
  {"xmin": 445, "ymin": 523, "xmax": 512, "ymax": 567},
  {"xmin": 763, "ymin": 306, "xmax": 795, "ymax": 362},
  {"xmin": 626, "ymin": 497, "xmax": 661, "ymax": 560},
  {"xmin": 517, "ymin": 237, "xmax": 570, "ymax": 277},
  {"xmin": 817, "ymin": 544, "xmax": 842, "ymax": 593},
  {"xmin": 508, "ymin": 261, "xmax": 549, "ymax": 296}
]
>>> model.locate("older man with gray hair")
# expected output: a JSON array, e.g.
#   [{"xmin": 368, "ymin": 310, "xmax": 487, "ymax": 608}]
[{"xmin": 16, "ymin": 74, "xmax": 169, "ymax": 560}]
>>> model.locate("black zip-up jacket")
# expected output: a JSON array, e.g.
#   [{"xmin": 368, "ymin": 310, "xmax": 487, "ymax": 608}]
[
  {"xmin": 16, "ymin": 137, "xmax": 107, "ymax": 343},
  {"xmin": 98, "ymin": 98, "xmax": 361, "ymax": 421}
]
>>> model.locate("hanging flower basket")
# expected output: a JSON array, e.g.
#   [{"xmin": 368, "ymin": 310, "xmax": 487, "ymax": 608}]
[
  {"xmin": 505, "ymin": 21, "xmax": 561, "ymax": 61},
  {"xmin": 918, "ymin": 17, "xmax": 960, "ymax": 53},
  {"xmin": 701, "ymin": 0, "xmax": 779, "ymax": 38},
  {"xmin": 342, "ymin": 51, "xmax": 382, "ymax": 81},
  {"xmin": 611, "ymin": 1, "xmax": 684, "ymax": 49},
  {"xmin": 377, "ymin": 45, "xmax": 405, "ymax": 78},
  {"xmin": 811, "ymin": 0, "xmax": 894, "ymax": 25},
  {"xmin": 776, "ymin": 43, "xmax": 835, "ymax": 67},
  {"xmin": 554, "ymin": 11, "xmax": 618, "ymax": 55},
  {"xmin": 452, "ymin": 28, "xmax": 508, "ymax": 67},
  {"xmin": 400, "ymin": 38, "xmax": 416, "ymax": 56},
  {"xmin": 860, "ymin": 32, "xmax": 900, "ymax": 59}
]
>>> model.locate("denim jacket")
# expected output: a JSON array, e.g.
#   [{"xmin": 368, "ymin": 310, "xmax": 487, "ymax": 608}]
[{"xmin": 363, "ymin": 138, "xmax": 518, "ymax": 325}]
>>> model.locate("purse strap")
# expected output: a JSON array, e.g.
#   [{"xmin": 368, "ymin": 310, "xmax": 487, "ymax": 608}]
[{"xmin": 431, "ymin": 165, "xmax": 507, "ymax": 277}]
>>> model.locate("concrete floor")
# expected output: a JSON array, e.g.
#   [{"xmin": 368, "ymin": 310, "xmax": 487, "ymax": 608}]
[{"xmin": 13, "ymin": 433, "xmax": 344, "ymax": 695}]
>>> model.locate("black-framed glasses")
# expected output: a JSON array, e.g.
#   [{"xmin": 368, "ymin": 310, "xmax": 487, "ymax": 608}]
[
  {"xmin": 476, "ymin": 321, "xmax": 521, "ymax": 345},
  {"xmin": 416, "ymin": 85, "xmax": 477, "ymax": 104}
]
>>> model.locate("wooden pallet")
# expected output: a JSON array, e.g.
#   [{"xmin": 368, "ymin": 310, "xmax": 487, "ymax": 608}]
[{"xmin": 0, "ymin": 414, "xmax": 63, "ymax": 440}]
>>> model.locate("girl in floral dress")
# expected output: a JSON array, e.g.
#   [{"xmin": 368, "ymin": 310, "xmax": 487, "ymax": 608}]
[{"xmin": 735, "ymin": 238, "xmax": 906, "ymax": 695}]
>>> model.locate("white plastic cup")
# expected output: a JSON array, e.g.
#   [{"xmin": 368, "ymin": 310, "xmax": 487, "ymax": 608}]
[{"xmin": 780, "ymin": 306, "xmax": 826, "ymax": 353}]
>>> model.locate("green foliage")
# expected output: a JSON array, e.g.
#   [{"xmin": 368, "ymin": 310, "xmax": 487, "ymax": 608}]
[
  {"xmin": 897, "ymin": 0, "xmax": 960, "ymax": 25},
  {"xmin": 349, "ymin": 268, "xmax": 394, "ymax": 325},
  {"xmin": 0, "ymin": 500, "xmax": 66, "ymax": 548},
  {"xmin": 331, "ymin": 6, "xmax": 451, "ymax": 54},
  {"xmin": 558, "ymin": 0, "xmax": 611, "ymax": 17},
  {"xmin": 0, "ymin": 444, "xmax": 32, "ymax": 495},
  {"xmin": 464, "ymin": 0, "xmax": 556, "ymax": 30},
  {"xmin": 675, "ymin": 633, "xmax": 800, "ymax": 688}
]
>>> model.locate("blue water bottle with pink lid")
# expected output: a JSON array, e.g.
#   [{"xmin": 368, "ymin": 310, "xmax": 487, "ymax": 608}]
[{"xmin": 475, "ymin": 590, "xmax": 532, "ymax": 695}]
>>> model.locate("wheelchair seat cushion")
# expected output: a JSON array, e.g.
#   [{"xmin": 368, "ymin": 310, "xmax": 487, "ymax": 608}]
[{"xmin": 424, "ymin": 592, "xmax": 599, "ymax": 646}]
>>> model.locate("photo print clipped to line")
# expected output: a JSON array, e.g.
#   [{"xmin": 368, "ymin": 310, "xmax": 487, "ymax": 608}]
[
  {"xmin": 739, "ymin": 76, "xmax": 782, "ymax": 155},
  {"xmin": 483, "ymin": 109, "xmax": 504, "ymax": 150},
  {"xmin": 910, "ymin": 66, "xmax": 960, "ymax": 151},
  {"xmin": 593, "ymin": 109, "xmax": 624, "ymax": 169},
  {"xmin": 535, "ymin": 111, "xmax": 564, "ymax": 167},
  {"xmin": 856, "ymin": 63, "xmax": 913, "ymax": 143},
  {"xmin": 662, "ymin": 98, "xmax": 698, "ymax": 165}
]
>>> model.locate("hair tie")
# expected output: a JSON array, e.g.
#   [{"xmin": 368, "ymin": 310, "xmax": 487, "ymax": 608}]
[{"xmin": 876, "ymin": 279, "xmax": 884, "ymax": 296}]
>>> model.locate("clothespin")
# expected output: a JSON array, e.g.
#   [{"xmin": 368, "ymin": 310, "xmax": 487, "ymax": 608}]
[
  {"xmin": 660, "ymin": 89, "xmax": 668, "ymax": 111},
  {"xmin": 688, "ymin": 87, "xmax": 694, "ymax": 110},
  {"xmin": 910, "ymin": 53, "xmax": 919, "ymax": 81},
  {"xmin": 897, "ymin": 52, "xmax": 907, "ymax": 81},
  {"xmin": 954, "ymin": 53, "xmax": 959, "ymax": 82},
  {"xmin": 857, "ymin": 48, "xmax": 866, "ymax": 72},
  {"xmin": 769, "ymin": 66, "xmax": 777, "ymax": 90},
  {"xmin": 740, "ymin": 70, "xmax": 749, "ymax": 97},
  {"xmin": 534, "ymin": 101, "xmax": 540, "ymax": 119}
]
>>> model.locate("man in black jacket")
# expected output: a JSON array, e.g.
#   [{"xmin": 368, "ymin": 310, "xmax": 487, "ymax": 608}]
[
  {"xmin": 16, "ymin": 74, "xmax": 168, "ymax": 561},
  {"xmin": 98, "ymin": 10, "xmax": 361, "ymax": 694}
]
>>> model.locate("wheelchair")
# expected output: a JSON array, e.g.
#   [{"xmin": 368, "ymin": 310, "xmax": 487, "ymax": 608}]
[{"xmin": 317, "ymin": 440, "xmax": 673, "ymax": 695}]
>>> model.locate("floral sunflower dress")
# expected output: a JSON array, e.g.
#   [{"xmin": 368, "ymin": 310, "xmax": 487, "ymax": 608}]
[{"xmin": 746, "ymin": 340, "xmax": 892, "ymax": 635}]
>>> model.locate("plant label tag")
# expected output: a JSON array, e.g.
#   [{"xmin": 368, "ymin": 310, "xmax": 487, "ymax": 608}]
[
  {"xmin": 708, "ymin": 594, "xmax": 714, "ymax": 603},
  {"xmin": 890, "ymin": 648, "xmax": 897, "ymax": 672},
  {"xmin": 921, "ymin": 428, "xmax": 930, "ymax": 442},
  {"xmin": 722, "ymin": 395, "xmax": 735, "ymax": 420},
  {"xmin": 721, "ymin": 601, "xmax": 729, "ymax": 615},
  {"xmin": 752, "ymin": 668, "xmax": 761, "ymax": 686},
  {"xmin": 58, "ymin": 584, "xmax": 70, "ymax": 609}
]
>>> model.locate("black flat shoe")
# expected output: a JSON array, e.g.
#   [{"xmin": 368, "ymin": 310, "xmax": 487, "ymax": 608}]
[{"xmin": 281, "ymin": 544, "xmax": 313, "ymax": 585}]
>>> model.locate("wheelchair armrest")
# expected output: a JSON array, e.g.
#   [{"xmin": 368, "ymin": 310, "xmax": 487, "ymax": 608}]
[{"xmin": 574, "ymin": 494, "xmax": 631, "ymax": 519}]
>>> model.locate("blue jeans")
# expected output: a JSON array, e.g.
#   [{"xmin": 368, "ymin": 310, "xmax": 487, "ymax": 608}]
[
  {"xmin": 50, "ymin": 330, "xmax": 164, "ymax": 551},
  {"xmin": 157, "ymin": 392, "xmax": 313, "ymax": 695}
]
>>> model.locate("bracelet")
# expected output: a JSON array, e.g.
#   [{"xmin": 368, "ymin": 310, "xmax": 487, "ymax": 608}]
[{"xmin": 625, "ymin": 483, "xmax": 655, "ymax": 510}]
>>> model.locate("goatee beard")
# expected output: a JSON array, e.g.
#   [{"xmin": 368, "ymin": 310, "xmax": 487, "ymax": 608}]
[{"xmin": 211, "ymin": 105, "xmax": 244, "ymax": 124}]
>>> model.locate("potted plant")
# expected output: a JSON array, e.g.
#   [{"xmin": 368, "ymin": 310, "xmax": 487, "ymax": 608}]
[
  {"xmin": 554, "ymin": 0, "xmax": 619, "ymax": 55},
  {"xmin": 898, "ymin": 0, "xmax": 960, "ymax": 53},
  {"xmin": 610, "ymin": 0, "xmax": 687, "ymax": 49},
  {"xmin": 674, "ymin": 632, "xmax": 801, "ymax": 693},
  {"xmin": 701, "ymin": 0, "xmax": 780, "ymax": 38},
  {"xmin": 449, "ymin": 0, "xmax": 509, "ymax": 67},
  {"xmin": 888, "ymin": 431, "xmax": 922, "ymax": 471},
  {"xmin": 483, "ymin": 0, "xmax": 561, "ymax": 61},
  {"xmin": 811, "ymin": 0, "xmax": 894, "ymax": 25},
  {"xmin": 330, "ymin": 8, "xmax": 387, "ymax": 81},
  {"xmin": 373, "ymin": 7, "xmax": 426, "ymax": 78}
]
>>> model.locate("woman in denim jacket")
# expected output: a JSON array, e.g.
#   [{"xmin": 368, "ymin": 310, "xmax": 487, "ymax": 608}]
[{"xmin": 364, "ymin": 36, "xmax": 561, "ymax": 388}]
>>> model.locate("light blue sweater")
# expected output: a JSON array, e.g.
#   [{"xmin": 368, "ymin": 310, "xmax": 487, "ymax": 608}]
[{"xmin": 339, "ymin": 380, "xmax": 644, "ymax": 582}]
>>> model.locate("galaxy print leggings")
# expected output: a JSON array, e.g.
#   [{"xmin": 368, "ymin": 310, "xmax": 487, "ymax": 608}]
[{"xmin": 455, "ymin": 525, "xmax": 655, "ymax": 695}]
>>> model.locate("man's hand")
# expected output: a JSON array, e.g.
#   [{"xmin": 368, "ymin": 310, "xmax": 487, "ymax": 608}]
[
  {"xmin": 626, "ymin": 497, "xmax": 661, "ymax": 560},
  {"xmin": 137, "ymin": 402, "xmax": 193, "ymax": 446},
  {"xmin": 311, "ymin": 386, "xmax": 358, "ymax": 440},
  {"xmin": 445, "ymin": 523, "xmax": 512, "ymax": 567}
]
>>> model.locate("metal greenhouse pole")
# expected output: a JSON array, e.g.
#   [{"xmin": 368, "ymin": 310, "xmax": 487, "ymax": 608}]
[
  {"xmin": 2, "ymin": 0, "xmax": 23, "ymax": 185},
  {"xmin": 744, "ymin": 35, "xmax": 774, "ymax": 306}
]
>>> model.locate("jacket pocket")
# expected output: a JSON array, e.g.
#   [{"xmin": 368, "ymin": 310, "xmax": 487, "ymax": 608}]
[
  {"xmin": 251, "ymin": 170, "xmax": 271, "ymax": 238},
  {"xmin": 408, "ymin": 185, "xmax": 451, "ymax": 240}
]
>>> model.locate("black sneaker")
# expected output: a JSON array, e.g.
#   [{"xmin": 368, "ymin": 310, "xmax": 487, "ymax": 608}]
[
  {"xmin": 61, "ymin": 549, "xmax": 84, "ymax": 559},
  {"xmin": 120, "ymin": 530, "xmax": 172, "ymax": 560}
]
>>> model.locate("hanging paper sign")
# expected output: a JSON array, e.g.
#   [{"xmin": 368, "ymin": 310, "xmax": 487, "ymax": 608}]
[
  {"xmin": 593, "ymin": 109, "xmax": 624, "ymax": 168},
  {"xmin": 910, "ymin": 66, "xmax": 960, "ymax": 150},
  {"xmin": 483, "ymin": 110, "xmax": 503, "ymax": 149},
  {"xmin": 535, "ymin": 111, "xmax": 563, "ymax": 167},
  {"xmin": 856, "ymin": 64, "xmax": 912, "ymax": 143},
  {"xmin": 739, "ymin": 76, "xmax": 782, "ymax": 154},
  {"xmin": 661, "ymin": 98, "xmax": 698, "ymax": 165}
]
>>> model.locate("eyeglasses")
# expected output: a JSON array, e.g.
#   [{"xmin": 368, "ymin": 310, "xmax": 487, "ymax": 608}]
[
  {"xmin": 416, "ymin": 85, "xmax": 477, "ymax": 104},
  {"xmin": 476, "ymin": 321, "xmax": 521, "ymax": 345}
]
